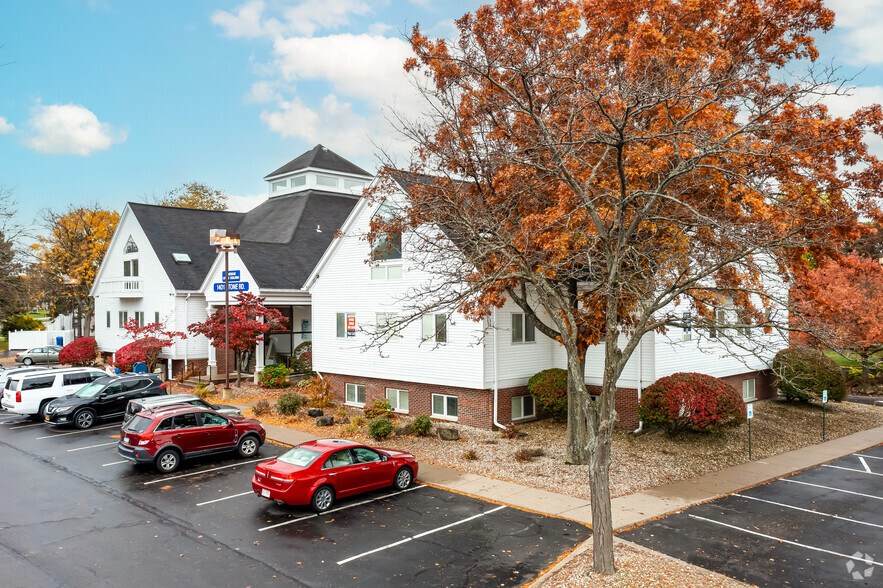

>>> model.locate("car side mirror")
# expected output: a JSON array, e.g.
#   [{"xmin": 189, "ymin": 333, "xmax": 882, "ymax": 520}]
[
  {"xmin": 381, "ymin": 455, "xmax": 388, "ymax": 462},
  {"xmin": 227, "ymin": 421, "xmax": 233, "ymax": 427}
]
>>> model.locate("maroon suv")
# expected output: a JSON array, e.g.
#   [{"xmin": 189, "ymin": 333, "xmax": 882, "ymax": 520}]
[{"xmin": 118, "ymin": 405, "xmax": 266, "ymax": 473}]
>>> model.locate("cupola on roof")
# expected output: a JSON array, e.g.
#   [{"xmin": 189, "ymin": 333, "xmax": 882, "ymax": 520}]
[{"xmin": 264, "ymin": 144, "xmax": 372, "ymax": 180}]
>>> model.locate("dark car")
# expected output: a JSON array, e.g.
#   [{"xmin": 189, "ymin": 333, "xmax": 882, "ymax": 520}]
[
  {"xmin": 44, "ymin": 374, "xmax": 166, "ymax": 429},
  {"xmin": 123, "ymin": 393, "xmax": 242, "ymax": 424},
  {"xmin": 252, "ymin": 439, "xmax": 418, "ymax": 513},
  {"xmin": 117, "ymin": 405, "xmax": 266, "ymax": 473}
]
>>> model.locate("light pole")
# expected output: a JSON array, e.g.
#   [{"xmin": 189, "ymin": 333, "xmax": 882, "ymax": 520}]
[{"xmin": 210, "ymin": 229, "xmax": 240, "ymax": 393}]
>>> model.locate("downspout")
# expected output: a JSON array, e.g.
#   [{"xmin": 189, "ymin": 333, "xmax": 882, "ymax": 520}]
[
  {"xmin": 492, "ymin": 307, "xmax": 507, "ymax": 430},
  {"xmin": 633, "ymin": 334, "xmax": 644, "ymax": 434},
  {"xmin": 183, "ymin": 293, "xmax": 191, "ymax": 374}
]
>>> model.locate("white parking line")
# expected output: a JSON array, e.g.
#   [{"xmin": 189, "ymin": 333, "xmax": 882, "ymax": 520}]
[
  {"xmin": 857, "ymin": 456, "xmax": 872, "ymax": 473},
  {"xmin": 67, "ymin": 441, "xmax": 118, "ymax": 452},
  {"xmin": 337, "ymin": 504, "xmax": 508, "ymax": 565},
  {"xmin": 855, "ymin": 453, "xmax": 883, "ymax": 461},
  {"xmin": 781, "ymin": 479, "xmax": 883, "ymax": 501},
  {"xmin": 9, "ymin": 422, "xmax": 45, "ymax": 430},
  {"xmin": 258, "ymin": 484, "xmax": 427, "ymax": 532},
  {"xmin": 733, "ymin": 493, "xmax": 883, "ymax": 530},
  {"xmin": 197, "ymin": 491, "xmax": 253, "ymax": 506},
  {"xmin": 35, "ymin": 424, "xmax": 119, "ymax": 439},
  {"xmin": 821, "ymin": 464, "xmax": 883, "ymax": 477},
  {"xmin": 143, "ymin": 456, "xmax": 274, "ymax": 485},
  {"xmin": 688, "ymin": 514, "xmax": 883, "ymax": 568},
  {"xmin": 102, "ymin": 460, "xmax": 129, "ymax": 467}
]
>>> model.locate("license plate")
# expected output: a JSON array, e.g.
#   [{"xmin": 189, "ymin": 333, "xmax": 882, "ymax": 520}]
[
  {"xmin": 123, "ymin": 437, "xmax": 129, "ymax": 443},
  {"xmin": 261, "ymin": 489, "xmax": 270, "ymax": 498}
]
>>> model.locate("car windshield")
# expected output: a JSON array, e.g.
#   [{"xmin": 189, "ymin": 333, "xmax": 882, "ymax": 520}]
[
  {"xmin": 124, "ymin": 415, "xmax": 153, "ymax": 433},
  {"xmin": 277, "ymin": 447, "xmax": 322, "ymax": 468},
  {"xmin": 73, "ymin": 381, "xmax": 107, "ymax": 398}
]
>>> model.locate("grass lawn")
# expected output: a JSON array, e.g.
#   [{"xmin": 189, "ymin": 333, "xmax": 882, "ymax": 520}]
[
  {"xmin": 0, "ymin": 337, "xmax": 7, "ymax": 352},
  {"xmin": 822, "ymin": 348, "xmax": 883, "ymax": 367}
]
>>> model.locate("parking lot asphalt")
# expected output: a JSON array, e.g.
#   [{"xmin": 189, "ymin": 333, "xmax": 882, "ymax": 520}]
[
  {"xmin": 0, "ymin": 411, "xmax": 590, "ymax": 587},
  {"xmin": 618, "ymin": 443, "xmax": 883, "ymax": 586}
]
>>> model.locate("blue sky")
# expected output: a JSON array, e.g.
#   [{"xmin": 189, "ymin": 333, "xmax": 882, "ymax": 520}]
[{"xmin": 1, "ymin": 0, "xmax": 881, "ymax": 229}]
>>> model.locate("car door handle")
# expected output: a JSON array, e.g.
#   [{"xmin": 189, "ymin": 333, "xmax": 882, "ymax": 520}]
[
  {"xmin": 361, "ymin": 467, "xmax": 370, "ymax": 470},
  {"xmin": 329, "ymin": 472, "xmax": 337, "ymax": 476}
]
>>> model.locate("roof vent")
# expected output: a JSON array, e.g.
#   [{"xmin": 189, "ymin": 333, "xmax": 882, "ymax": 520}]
[{"xmin": 172, "ymin": 253, "xmax": 192, "ymax": 264}]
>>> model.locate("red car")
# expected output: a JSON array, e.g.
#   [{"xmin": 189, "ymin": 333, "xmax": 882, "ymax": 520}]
[
  {"xmin": 118, "ymin": 405, "xmax": 266, "ymax": 473},
  {"xmin": 252, "ymin": 439, "xmax": 418, "ymax": 512}
]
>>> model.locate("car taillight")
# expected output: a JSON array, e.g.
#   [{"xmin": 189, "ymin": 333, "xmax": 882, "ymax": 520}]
[
  {"xmin": 137, "ymin": 433, "xmax": 153, "ymax": 446},
  {"xmin": 270, "ymin": 473, "xmax": 294, "ymax": 482},
  {"xmin": 16, "ymin": 392, "xmax": 21, "ymax": 403}
]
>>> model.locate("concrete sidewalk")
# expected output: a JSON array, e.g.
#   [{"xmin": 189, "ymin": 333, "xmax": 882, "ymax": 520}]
[{"xmin": 253, "ymin": 412, "xmax": 883, "ymax": 531}]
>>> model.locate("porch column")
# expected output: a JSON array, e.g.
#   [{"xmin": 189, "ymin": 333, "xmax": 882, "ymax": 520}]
[
  {"xmin": 254, "ymin": 315, "xmax": 265, "ymax": 384},
  {"xmin": 206, "ymin": 305, "xmax": 217, "ymax": 379}
]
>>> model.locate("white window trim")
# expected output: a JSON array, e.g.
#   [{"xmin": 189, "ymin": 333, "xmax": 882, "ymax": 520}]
[
  {"xmin": 385, "ymin": 388, "xmax": 409, "ymax": 414},
  {"xmin": 511, "ymin": 395, "xmax": 535, "ymax": 420},
  {"xmin": 336, "ymin": 312, "xmax": 355, "ymax": 339},
  {"xmin": 511, "ymin": 313, "xmax": 536, "ymax": 344},
  {"xmin": 421, "ymin": 314, "xmax": 447, "ymax": 344},
  {"xmin": 742, "ymin": 379, "xmax": 756, "ymax": 402},
  {"xmin": 345, "ymin": 383, "xmax": 366, "ymax": 407},
  {"xmin": 431, "ymin": 393, "xmax": 458, "ymax": 421}
]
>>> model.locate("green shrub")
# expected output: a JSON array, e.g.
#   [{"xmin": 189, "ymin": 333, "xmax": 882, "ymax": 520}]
[
  {"xmin": 527, "ymin": 368, "xmax": 568, "ymax": 422},
  {"xmin": 638, "ymin": 372, "xmax": 746, "ymax": 436},
  {"xmin": 193, "ymin": 383, "xmax": 211, "ymax": 399},
  {"xmin": 352, "ymin": 415, "xmax": 366, "ymax": 427},
  {"xmin": 259, "ymin": 364, "xmax": 292, "ymax": 389},
  {"xmin": 288, "ymin": 341, "xmax": 313, "ymax": 373},
  {"xmin": 368, "ymin": 417, "xmax": 393, "ymax": 440},
  {"xmin": 276, "ymin": 392, "xmax": 306, "ymax": 415},
  {"xmin": 0, "ymin": 314, "xmax": 45, "ymax": 338},
  {"xmin": 341, "ymin": 422, "xmax": 359, "ymax": 436},
  {"xmin": 412, "ymin": 415, "xmax": 432, "ymax": 436},
  {"xmin": 773, "ymin": 347, "xmax": 846, "ymax": 402},
  {"xmin": 364, "ymin": 397, "xmax": 394, "ymax": 419}
]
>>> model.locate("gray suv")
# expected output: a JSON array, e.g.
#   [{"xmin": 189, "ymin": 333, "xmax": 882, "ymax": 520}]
[{"xmin": 124, "ymin": 393, "xmax": 242, "ymax": 424}]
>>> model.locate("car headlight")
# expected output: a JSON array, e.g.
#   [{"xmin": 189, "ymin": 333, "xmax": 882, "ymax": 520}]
[{"xmin": 55, "ymin": 406, "xmax": 74, "ymax": 412}]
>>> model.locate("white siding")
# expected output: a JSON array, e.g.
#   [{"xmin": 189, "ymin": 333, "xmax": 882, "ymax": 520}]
[
  {"xmin": 481, "ymin": 301, "xmax": 557, "ymax": 389},
  {"xmin": 93, "ymin": 208, "xmax": 177, "ymax": 356}
]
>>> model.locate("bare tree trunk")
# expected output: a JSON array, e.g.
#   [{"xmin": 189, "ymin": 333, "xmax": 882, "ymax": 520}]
[
  {"xmin": 861, "ymin": 353, "xmax": 869, "ymax": 395},
  {"xmin": 587, "ymin": 372, "xmax": 617, "ymax": 575},
  {"xmin": 566, "ymin": 355, "xmax": 590, "ymax": 465}
]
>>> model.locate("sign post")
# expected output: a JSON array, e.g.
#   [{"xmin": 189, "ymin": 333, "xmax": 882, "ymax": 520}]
[
  {"xmin": 822, "ymin": 389, "xmax": 827, "ymax": 441},
  {"xmin": 746, "ymin": 403, "xmax": 754, "ymax": 460}
]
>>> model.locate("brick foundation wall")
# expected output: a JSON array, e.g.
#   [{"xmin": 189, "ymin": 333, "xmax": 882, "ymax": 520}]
[{"xmin": 719, "ymin": 369, "xmax": 776, "ymax": 401}]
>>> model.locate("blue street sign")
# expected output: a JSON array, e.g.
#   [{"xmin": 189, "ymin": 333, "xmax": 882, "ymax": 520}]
[
  {"xmin": 746, "ymin": 404, "xmax": 754, "ymax": 419},
  {"xmin": 213, "ymin": 281, "xmax": 249, "ymax": 292},
  {"xmin": 822, "ymin": 389, "xmax": 828, "ymax": 403},
  {"xmin": 222, "ymin": 270, "xmax": 240, "ymax": 281}
]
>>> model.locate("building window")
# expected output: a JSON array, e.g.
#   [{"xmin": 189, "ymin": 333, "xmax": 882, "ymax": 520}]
[
  {"xmin": 106, "ymin": 311, "xmax": 111, "ymax": 328},
  {"xmin": 292, "ymin": 175, "xmax": 306, "ymax": 187},
  {"xmin": 124, "ymin": 235, "xmax": 138, "ymax": 254},
  {"xmin": 511, "ymin": 313, "xmax": 535, "ymax": 343},
  {"xmin": 118, "ymin": 311, "xmax": 128, "ymax": 328},
  {"xmin": 709, "ymin": 308, "xmax": 726, "ymax": 339},
  {"xmin": 371, "ymin": 201, "xmax": 402, "ymax": 261},
  {"xmin": 272, "ymin": 180, "xmax": 287, "ymax": 192},
  {"xmin": 344, "ymin": 179, "xmax": 365, "ymax": 190},
  {"xmin": 370, "ymin": 264, "xmax": 403, "ymax": 280},
  {"xmin": 736, "ymin": 309, "xmax": 750, "ymax": 336},
  {"xmin": 155, "ymin": 312, "xmax": 160, "ymax": 324},
  {"xmin": 123, "ymin": 259, "xmax": 139, "ymax": 277},
  {"xmin": 742, "ymin": 379, "xmax": 756, "ymax": 401},
  {"xmin": 316, "ymin": 174, "xmax": 338, "ymax": 188},
  {"xmin": 386, "ymin": 388, "xmax": 409, "ymax": 413},
  {"xmin": 511, "ymin": 395, "xmax": 535, "ymax": 420},
  {"xmin": 431, "ymin": 394, "xmax": 458, "ymax": 419},
  {"xmin": 421, "ymin": 314, "xmax": 447, "ymax": 343},
  {"xmin": 134, "ymin": 311, "xmax": 145, "ymax": 327},
  {"xmin": 336, "ymin": 312, "xmax": 355, "ymax": 338},
  {"xmin": 376, "ymin": 313, "xmax": 399, "ymax": 341},
  {"xmin": 345, "ymin": 383, "xmax": 366, "ymax": 406}
]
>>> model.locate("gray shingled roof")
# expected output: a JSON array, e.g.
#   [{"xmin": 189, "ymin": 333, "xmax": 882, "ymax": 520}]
[
  {"xmin": 129, "ymin": 190, "xmax": 360, "ymax": 292},
  {"xmin": 264, "ymin": 144, "xmax": 371, "ymax": 180}
]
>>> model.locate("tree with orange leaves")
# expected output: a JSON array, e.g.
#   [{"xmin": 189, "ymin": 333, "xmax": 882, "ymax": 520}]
[
  {"xmin": 793, "ymin": 254, "xmax": 883, "ymax": 393},
  {"xmin": 369, "ymin": 0, "xmax": 883, "ymax": 573}
]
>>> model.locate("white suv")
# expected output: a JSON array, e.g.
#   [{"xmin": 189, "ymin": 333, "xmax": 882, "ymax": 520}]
[{"xmin": 2, "ymin": 368, "xmax": 106, "ymax": 418}]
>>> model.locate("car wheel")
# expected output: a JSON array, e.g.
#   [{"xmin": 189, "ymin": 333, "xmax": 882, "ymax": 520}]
[
  {"xmin": 311, "ymin": 485, "xmax": 335, "ymax": 513},
  {"xmin": 23, "ymin": 357, "xmax": 33, "ymax": 365},
  {"xmin": 155, "ymin": 449, "xmax": 180, "ymax": 473},
  {"xmin": 73, "ymin": 410, "xmax": 95, "ymax": 430},
  {"xmin": 38, "ymin": 401, "xmax": 51, "ymax": 420},
  {"xmin": 237, "ymin": 435, "xmax": 259, "ymax": 458},
  {"xmin": 393, "ymin": 466, "xmax": 413, "ymax": 490}
]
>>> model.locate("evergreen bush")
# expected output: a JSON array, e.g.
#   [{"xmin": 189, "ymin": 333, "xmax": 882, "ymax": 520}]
[
  {"xmin": 368, "ymin": 417, "xmax": 394, "ymax": 440},
  {"xmin": 527, "ymin": 368, "xmax": 568, "ymax": 422},
  {"xmin": 773, "ymin": 347, "xmax": 846, "ymax": 402}
]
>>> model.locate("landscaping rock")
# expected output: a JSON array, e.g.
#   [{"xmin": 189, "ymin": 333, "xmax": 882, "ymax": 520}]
[
  {"xmin": 205, "ymin": 382, "xmax": 216, "ymax": 393},
  {"xmin": 336, "ymin": 417, "xmax": 350, "ymax": 425},
  {"xmin": 307, "ymin": 408, "xmax": 324, "ymax": 417},
  {"xmin": 316, "ymin": 416, "xmax": 334, "ymax": 426},
  {"xmin": 396, "ymin": 422, "xmax": 415, "ymax": 436},
  {"xmin": 437, "ymin": 427, "xmax": 459, "ymax": 441}
]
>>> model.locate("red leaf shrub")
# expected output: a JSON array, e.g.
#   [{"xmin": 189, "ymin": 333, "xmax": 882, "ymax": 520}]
[
  {"xmin": 59, "ymin": 337, "xmax": 98, "ymax": 366},
  {"xmin": 527, "ymin": 368, "xmax": 567, "ymax": 422},
  {"xmin": 638, "ymin": 372, "xmax": 746, "ymax": 436},
  {"xmin": 114, "ymin": 340, "xmax": 149, "ymax": 373}
]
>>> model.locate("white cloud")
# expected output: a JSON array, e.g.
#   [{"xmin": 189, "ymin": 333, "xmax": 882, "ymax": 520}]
[
  {"xmin": 23, "ymin": 102, "xmax": 127, "ymax": 156},
  {"xmin": 213, "ymin": 0, "xmax": 371, "ymax": 39},
  {"xmin": 246, "ymin": 80, "xmax": 283, "ymax": 103},
  {"xmin": 826, "ymin": 0, "xmax": 883, "ymax": 65},
  {"xmin": 227, "ymin": 192, "xmax": 270, "ymax": 212},
  {"xmin": 212, "ymin": 1, "xmax": 281, "ymax": 39},
  {"xmin": 0, "ymin": 116, "xmax": 14, "ymax": 134}
]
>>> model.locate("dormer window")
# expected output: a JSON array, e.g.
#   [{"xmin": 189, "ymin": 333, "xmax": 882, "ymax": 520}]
[
  {"xmin": 124, "ymin": 236, "xmax": 138, "ymax": 254},
  {"xmin": 292, "ymin": 175, "xmax": 306, "ymax": 187},
  {"xmin": 272, "ymin": 180, "xmax": 287, "ymax": 193},
  {"xmin": 316, "ymin": 174, "xmax": 338, "ymax": 188}
]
